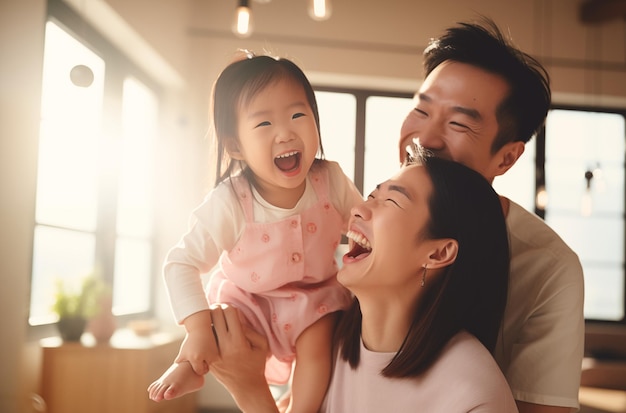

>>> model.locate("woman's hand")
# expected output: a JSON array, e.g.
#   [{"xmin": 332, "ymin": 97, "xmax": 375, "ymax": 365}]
[{"xmin": 208, "ymin": 304, "xmax": 279, "ymax": 413}]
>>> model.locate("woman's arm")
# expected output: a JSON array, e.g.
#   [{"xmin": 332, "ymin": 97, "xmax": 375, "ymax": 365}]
[{"xmin": 208, "ymin": 304, "xmax": 279, "ymax": 413}]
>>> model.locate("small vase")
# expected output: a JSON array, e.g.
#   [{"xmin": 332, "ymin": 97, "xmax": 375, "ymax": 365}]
[
  {"xmin": 57, "ymin": 316, "xmax": 87, "ymax": 342},
  {"xmin": 87, "ymin": 293, "xmax": 116, "ymax": 343}
]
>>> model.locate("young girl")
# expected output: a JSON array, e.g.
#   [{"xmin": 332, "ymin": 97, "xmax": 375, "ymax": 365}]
[{"xmin": 147, "ymin": 51, "xmax": 362, "ymax": 413}]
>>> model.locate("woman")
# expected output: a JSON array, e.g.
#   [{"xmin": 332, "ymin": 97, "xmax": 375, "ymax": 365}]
[{"xmin": 206, "ymin": 154, "xmax": 517, "ymax": 412}]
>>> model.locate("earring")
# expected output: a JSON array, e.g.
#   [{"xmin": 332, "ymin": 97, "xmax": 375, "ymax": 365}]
[{"xmin": 421, "ymin": 265, "xmax": 427, "ymax": 287}]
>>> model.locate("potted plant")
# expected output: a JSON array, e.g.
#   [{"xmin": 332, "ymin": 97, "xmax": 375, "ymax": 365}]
[{"xmin": 52, "ymin": 274, "xmax": 109, "ymax": 342}]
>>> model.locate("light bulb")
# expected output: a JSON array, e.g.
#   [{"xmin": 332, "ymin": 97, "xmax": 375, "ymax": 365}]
[
  {"xmin": 308, "ymin": 0, "xmax": 332, "ymax": 21},
  {"xmin": 232, "ymin": 0, "xmax": 253, "ymax": 38}
]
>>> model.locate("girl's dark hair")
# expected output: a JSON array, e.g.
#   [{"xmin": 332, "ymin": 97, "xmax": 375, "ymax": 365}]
[
  {"xmin": 210, "ymin": 51, "xmax": 324, "ymax": 187},
  {"xmin": 336, "ymin": 154, "xmax": 510, "ymax": 378},
  {"xmin": 423, "ymin": 17, "xmax": 551, "ymax": 152}
]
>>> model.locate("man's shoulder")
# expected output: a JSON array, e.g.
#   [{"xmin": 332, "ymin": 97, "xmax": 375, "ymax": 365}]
[
  {"xmin": 507, "ymin": 201, "xmax": 576, "ymax": 253},
  {"xmin": 506, "ymin": 200, "xmax": 582, "ymax": 279}
]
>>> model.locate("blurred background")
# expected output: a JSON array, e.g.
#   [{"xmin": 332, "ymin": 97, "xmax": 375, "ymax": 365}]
[{"xmin": 2, "ymin": 0, "xmax": 625, "ymax": 411}]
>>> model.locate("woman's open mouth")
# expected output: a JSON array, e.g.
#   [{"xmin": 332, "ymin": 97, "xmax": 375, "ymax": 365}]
[
  {"xmin": 345, "ymin": 230, "xmax": 372, "ymax": 260},
  {"xmin": 274, "ymin": 151, "xmax": 301, "ymax": 173}
]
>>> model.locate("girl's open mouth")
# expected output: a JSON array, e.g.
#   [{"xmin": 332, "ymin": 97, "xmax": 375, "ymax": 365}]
[{"xmin": 274, "ymin": 151, "xmax": 301, "ymax": 172}]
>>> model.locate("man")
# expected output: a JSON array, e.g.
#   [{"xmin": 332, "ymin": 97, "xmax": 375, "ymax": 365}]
[{"xmin": 399, "ymin": 18, "xmax": 585, "ymax": 413}]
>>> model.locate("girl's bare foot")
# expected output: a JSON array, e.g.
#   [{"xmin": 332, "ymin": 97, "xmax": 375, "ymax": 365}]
[{"xmin": 147, "ymin": 361, "xmax": 204, "ymax": 402}]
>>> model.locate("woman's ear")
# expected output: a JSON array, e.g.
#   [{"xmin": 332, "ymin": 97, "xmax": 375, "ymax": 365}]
[
  {"xmin": 224, "ymin": 138, "xmax": 244, "ymax": 160},
  {"xmin": 426, "ymin": 239, "xmax": 458, "ymax": 269}
]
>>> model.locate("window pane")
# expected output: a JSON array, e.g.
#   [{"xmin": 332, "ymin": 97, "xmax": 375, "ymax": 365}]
[
  {"xmin": 113, "ymin": 238, "xmax": 151, "ymax": 314},
  {"xmin": 548, "ymin": 216, "xmax": 623, "ymax": 263},
  {"xmin": 31, "ymin": 20, "xmax": 158, "ymax": 326},
  {"xmin": 315, "ymin": 91, "xmax": 356, "ymax": 180},
  {"xmin": 116, "ymin": 77, "xmax": 157, "ymax": 238},
  {"xmin": 29, "ymin": 226, "xmax": 96, "ymax": 325},
  {"xmin": 36, "ymin": 21, "xmax": 105, "ymax": 231},
  {"xmin": 30, "ymin": 21, "xmax": 104, "ymax": 325},
  {"xmin": 544, "ymin": 109, "xmax": 625, "ymax": 321},
  {"xmin": 584, "ymin": 267, "xmax": 624, "ymax": 321},
  {"xmin": 111, "ymin": 77, "xmax": 157, "ymax": 315},
  {"xmin": 364, "ymin": 96, "xmax": 413, "ymax": 194}
]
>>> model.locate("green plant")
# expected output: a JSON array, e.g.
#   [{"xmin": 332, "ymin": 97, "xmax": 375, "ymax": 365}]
[{"xmin": 52, "ymin": 275, "xmax": 109, "ymax": 320}]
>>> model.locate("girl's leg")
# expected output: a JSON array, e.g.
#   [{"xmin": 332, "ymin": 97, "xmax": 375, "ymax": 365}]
[{"xmin": 287, "ymin": 313, "xmax": 337, "ymax": 413}]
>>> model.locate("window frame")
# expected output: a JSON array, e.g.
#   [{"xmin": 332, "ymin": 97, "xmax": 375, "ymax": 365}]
[
  {"xmin": 313, "ymin": 85, "xmax": 413, "ymax": 193},
  {"xmin": 29, "ymin": 0, "xmax": 162, "ymax": 338},
  {"xmin": 542, "ymin": 104, "xmax": 626, "ymax": 325}
]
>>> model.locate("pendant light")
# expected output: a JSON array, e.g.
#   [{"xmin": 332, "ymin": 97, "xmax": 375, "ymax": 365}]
[
  {"xmin": 232, "ymin": 0, "xmax": 253, "ymax": 38},
  {"xmin": 232, "ymin": 0, "xmax": 332, "ymax": 38},
  {"xmin": 308, "ymin": 0, "xmax": 332, "ymax": 21}
]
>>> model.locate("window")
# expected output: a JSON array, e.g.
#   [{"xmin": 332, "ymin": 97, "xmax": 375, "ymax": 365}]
[
  {"xmin": 315, "ymin": 91, "xmax": 357, "ymax": 182},
  {"xmin": 314, "ymin": 87, "xmax": 626, "ymax": 325},
  {"xmin": 543, "ymin": 108, "xmax": 625, "ymax": 322},
  {"xmin": 113, "ymin": 77, "xmax": 157, "ymax": 315},
  {"xmin": 30, "ymin": 14, "xmax": 159, "ymax": 326},
  {"xmin": 363, "ymin": 96, "xmax": 416, "ymax": 194},
  {"xmin": 30, "ymin": 21, "xmax": 105, "ymax": 325},
  {"xmin": 314, "ymin": 88, "xmax": 413, "ymax": 193}
]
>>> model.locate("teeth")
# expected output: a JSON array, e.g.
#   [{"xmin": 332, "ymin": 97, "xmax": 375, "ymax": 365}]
[
  {"xmin": 346, "ymin": 230, "xmax": 371, "ymax": 250},
  {"xmin": 276, "ymin": 151, "xmax": 298, "ymax": 159}
]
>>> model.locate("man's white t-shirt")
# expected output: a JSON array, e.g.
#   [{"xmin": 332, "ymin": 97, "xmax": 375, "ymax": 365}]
[{"xmin": 496, "ymin": 200, "xmax": 585, "ymax": 409}]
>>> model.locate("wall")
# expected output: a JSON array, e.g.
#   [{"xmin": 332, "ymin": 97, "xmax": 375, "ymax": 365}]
[
  {"xmin": 186, "ymin": 0, "xmax": 625, "ymax": 103},
  {"xmin": 0, "ymin": 2, "xmax": 47, "ymax": 412},
  {"xmin": 1, "ymin": 0, "xmax": 624, "ymax": 411}
]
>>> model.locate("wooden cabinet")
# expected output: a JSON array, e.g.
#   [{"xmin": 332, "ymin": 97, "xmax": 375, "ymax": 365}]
[{"xmin": 40, "ymin": 331, "xmax": 197, "ymax": 413}]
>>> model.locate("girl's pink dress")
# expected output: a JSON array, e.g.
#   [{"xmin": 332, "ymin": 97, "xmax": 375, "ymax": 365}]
[{"xmin": 207, "ymin": 165, "xmax": 352, "ymax": 384}]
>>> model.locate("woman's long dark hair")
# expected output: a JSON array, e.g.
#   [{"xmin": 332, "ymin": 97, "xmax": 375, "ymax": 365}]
[{"xmin": 336, "ymin": 155, "xmax": 510, "ymax": 378}]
